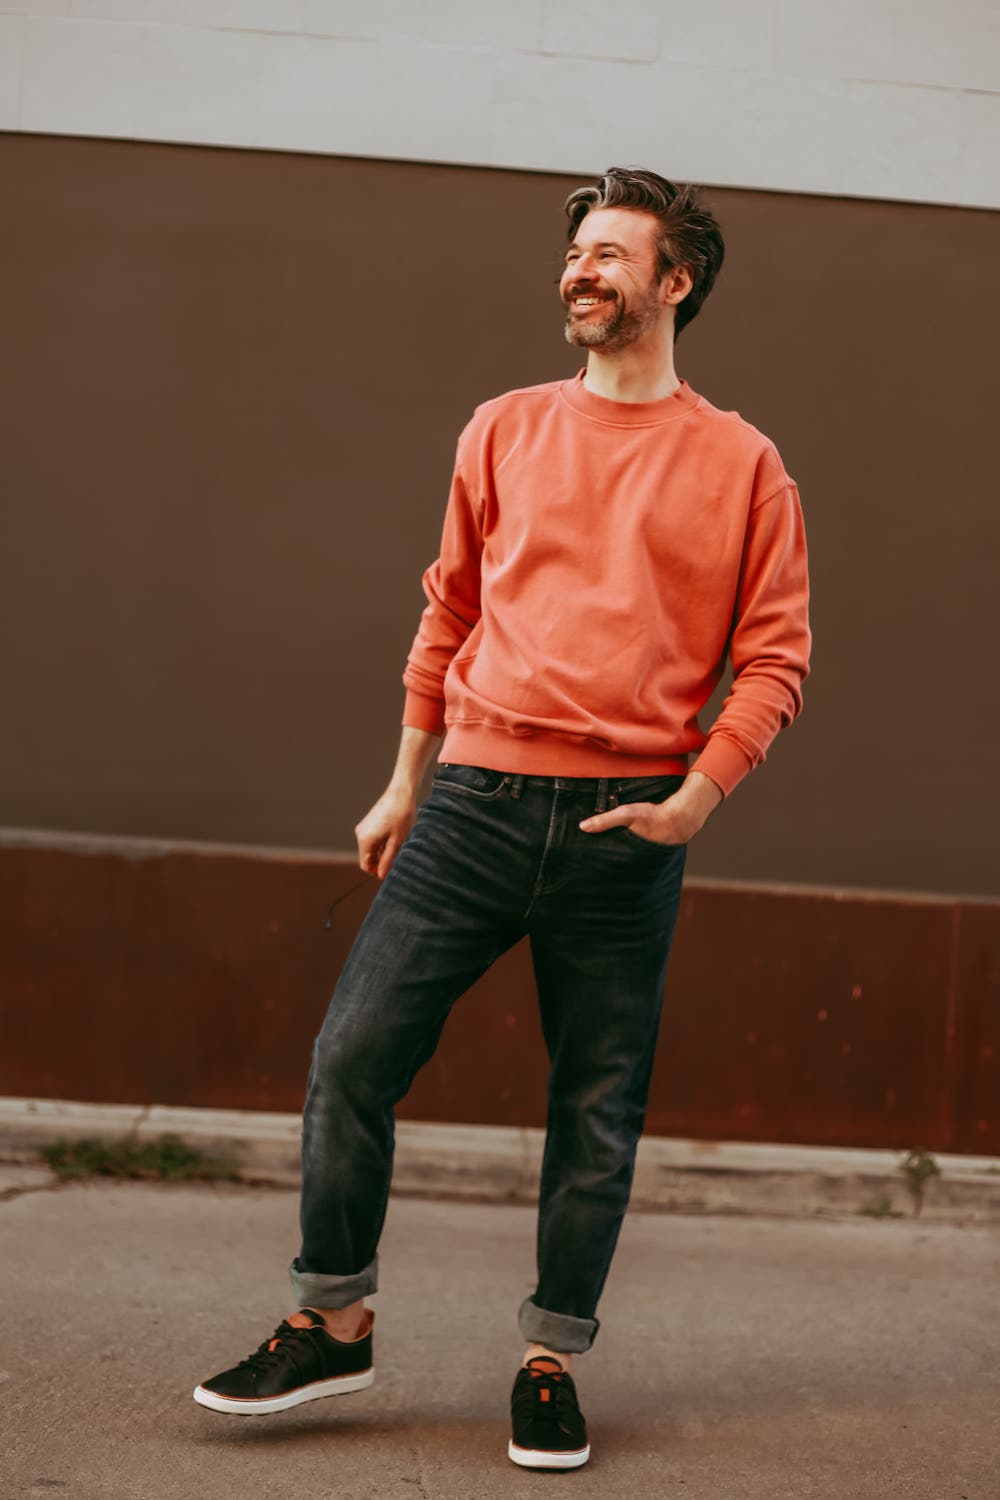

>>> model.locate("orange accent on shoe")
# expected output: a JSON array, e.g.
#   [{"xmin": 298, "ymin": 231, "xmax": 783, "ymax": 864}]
[
  {"xmin": 268, "ymin": 1338, "xmax": 281, "ymax": 1352},
  {"xmin": 539, "ymin": 1388, "xmax": 551, "ymax": 1402},
  {"xmin": 287, "ymin": 1311, "xmax": 319, "ymax": 1330}
]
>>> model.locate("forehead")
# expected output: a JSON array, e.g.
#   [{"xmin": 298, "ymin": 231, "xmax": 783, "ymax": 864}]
[{"xmin": 569, "ymin": 206, "xmax": 659, "ymax": 255}]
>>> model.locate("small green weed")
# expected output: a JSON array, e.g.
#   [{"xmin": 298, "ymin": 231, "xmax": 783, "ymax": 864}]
[
  {"xmin": 899, "ymin": 1148, "xmax": 941, "ymax": 1216},
  {"xmin": 40, "ymin": 1133, "xmax": 240, "ymax": 1183}
]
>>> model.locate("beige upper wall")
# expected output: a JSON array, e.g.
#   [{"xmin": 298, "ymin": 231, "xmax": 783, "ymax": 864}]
[{"xmin": 1, "ymin": 0, "xmax": 998, "ymax": 209}]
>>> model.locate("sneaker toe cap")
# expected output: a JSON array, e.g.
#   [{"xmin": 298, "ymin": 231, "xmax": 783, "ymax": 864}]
[{"xmin": 199, "ymin": 1368, "xmax": 259, "ymax": 1400}]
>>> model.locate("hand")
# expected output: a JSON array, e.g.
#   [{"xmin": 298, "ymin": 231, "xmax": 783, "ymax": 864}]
[
  {"xmin": 354, "ymin": 784, "xmax": 418, "ymax": 879},
  {"xmin": 578, "ymin": 771, "xmax": 724, "ymax": 846}
]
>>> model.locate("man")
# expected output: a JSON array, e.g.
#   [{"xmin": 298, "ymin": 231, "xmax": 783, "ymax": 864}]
[{"xmin": 194, "ymin": 167, "xmax": 811, "ymax": 1470}]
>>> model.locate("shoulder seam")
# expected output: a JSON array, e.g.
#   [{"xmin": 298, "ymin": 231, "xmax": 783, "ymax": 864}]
[
  {"xmin": 753, "ymin": 481, "xmax": 795, "ymax": 509},
  {"xmin": 474, "ymin": 382, "xmax": 562, "ymax": 414},
  {"xmin": 695, "ymin": 400, "xmax": 780, "ymax": 446}
]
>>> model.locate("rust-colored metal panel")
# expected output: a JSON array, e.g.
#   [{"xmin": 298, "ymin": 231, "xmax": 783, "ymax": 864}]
[
  {"xmin": 646, "ymin": 884, "xmax": 958, "ymax": 1150},
  {"xmin": 2, "ymin": 837, "xmax": 997, "ymax": 1153},
  {"xmin": 1, "ymin": 841, "xmax": 364, "ymax": 1111},
  {"xmin": 952, "ymin": 902, "xmax": 1000, "ymax": 1154}
]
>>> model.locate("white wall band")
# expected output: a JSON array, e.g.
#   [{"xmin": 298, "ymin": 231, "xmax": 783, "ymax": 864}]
[{"xmin": 1, "ymin": 1, "xmax": 998, "ymax": 210}]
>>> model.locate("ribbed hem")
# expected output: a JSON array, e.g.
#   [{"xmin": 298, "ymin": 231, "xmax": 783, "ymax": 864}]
[
  {"xmin": 402, "ymin": 688, "xmax": 446, "ymax": 737},
  {"xmin": 440, "ymin": 722, "xmax": 688, "ymax": 778},
  {"xmin": 689, "ymin": 734, "xmax": 755, "ymax": 797},
  {"xmin": 559, "ymin": 369, "xmax": 701, "ymax": 427}
]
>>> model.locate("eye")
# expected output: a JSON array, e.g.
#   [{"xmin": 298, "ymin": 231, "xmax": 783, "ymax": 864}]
[{"xmin": 599, "ymin": 250, "xmax": 616, "ymax": 259}]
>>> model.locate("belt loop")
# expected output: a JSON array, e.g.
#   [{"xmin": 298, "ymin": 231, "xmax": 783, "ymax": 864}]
[
  {"xmin": 595, "ymin": 777, "xmax": 608, "ymax": 815},
  {"xmin": 510, "ymin": 773, "xmax": 524, "ymax": 800}
]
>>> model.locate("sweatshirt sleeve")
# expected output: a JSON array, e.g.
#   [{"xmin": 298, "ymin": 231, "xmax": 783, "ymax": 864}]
[
  {"xmin": 690, "ymin": 472, "xmax": 811, "ymax": 797},
  {"xmin": 401, "ymin": 433, "xmax": 485, "ymax": 736}
]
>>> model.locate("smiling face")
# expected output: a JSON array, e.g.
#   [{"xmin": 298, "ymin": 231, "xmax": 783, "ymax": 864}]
[{"xmin": 560, "ymin": 206, "xmax": 673, "ymax": 353}]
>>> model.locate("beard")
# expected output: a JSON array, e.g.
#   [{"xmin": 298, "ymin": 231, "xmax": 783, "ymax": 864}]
[{"xmin": 563, "ymin": 282, "xmax": 662, "ymax": 352}]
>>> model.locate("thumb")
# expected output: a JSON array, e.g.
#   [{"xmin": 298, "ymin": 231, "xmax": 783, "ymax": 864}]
[{"xmin": 376, "ymin": 837, "xmax": 400, "ymax": 880}]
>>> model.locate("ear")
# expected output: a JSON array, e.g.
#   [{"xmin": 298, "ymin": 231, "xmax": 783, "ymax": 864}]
[{"xmin": 662, "ymin": 265, "xmax": 694, "ymax": 307}]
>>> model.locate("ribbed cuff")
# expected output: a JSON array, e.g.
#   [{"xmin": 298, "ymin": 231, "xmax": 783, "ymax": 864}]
[
  {"xmin": 289, "ymin": 1254, "xmax": 378, "ymax": 1309},
  {"xmin": 518, "ymin": 1296, "xmax": 599, "ymax": 1354},
  {"xmin": 689, "ymin": 734, "xmax": 754, "ymax": 798},
  {"xmin": 402, "ymin": 688, "xmax": 446, "ymax": 736}
]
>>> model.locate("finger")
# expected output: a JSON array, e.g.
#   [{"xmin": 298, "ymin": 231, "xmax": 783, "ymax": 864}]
[
  {"xmin": 358, "ymin": 836, "xmax": 384, "ymax": 874},
  {"xmin": 579, "ymin": 807, "xmax": 643, "ymax": 834},
  {"xmin": 376, "ymin": 838, "xmax": 400, "ymax": 880}
]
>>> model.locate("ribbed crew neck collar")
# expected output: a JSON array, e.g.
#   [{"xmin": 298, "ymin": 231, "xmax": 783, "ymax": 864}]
[{"xmin": 560, "ymin": 367, "xmax": 701, "ymax": 426}]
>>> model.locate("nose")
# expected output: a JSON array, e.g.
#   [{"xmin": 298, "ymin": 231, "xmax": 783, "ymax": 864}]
[{"xmin": 569, "ymin": 250, "xmax": 599, "ymax": 280}]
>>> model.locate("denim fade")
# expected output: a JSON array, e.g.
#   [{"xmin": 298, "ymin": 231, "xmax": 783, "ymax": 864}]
[{"xmin": 289, "ymin": 763, "xmax": 688, "ymax": 1355}]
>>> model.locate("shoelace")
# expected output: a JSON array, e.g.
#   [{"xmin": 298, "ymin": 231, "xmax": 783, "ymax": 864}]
[
  {"xmin": 236, "ymin": 1320, "xmax": 316, "ymax": 1373},
  {"xmin": 512, "ymin": 1367, "xmax": 570, "ymax": 1427}
]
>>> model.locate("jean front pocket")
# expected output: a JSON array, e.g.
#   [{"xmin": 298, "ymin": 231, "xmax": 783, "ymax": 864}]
[
  {"xmin": 617, "ymin": 825, "xmax": 683, "ymax": 852},
  {"xmin": 432, "ymin": 763, "xmax": 510, "ymax": 800},
  {"xmin": 612, "ymin": 774, "xmax": 687, "ymax": 850}
]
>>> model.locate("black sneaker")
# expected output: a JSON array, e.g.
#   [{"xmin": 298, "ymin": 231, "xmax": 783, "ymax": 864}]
[
  {"xmin": 509, "ymin": 1355, "xmax": 590, "ymax": 1469},
  {"xmin": 193, "ymin": 1309, "xmax": 375, "ymax": 1415}
]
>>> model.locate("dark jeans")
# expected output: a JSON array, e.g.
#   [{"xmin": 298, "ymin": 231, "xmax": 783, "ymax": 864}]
[{"xmin": 290, "ymin": 764, "xmax": 688, "ymax": 1354}]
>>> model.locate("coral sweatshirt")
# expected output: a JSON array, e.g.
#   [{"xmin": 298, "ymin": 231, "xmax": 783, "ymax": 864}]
[{"xmin": 402, "ymin": 369, "xmax": 811, "ymax": 797}]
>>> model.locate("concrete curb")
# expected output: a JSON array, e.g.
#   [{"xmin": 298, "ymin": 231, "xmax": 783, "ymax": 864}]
[{"xmin": 2, "ymin": 1096, "xmax": 999, "ymax": 1223}]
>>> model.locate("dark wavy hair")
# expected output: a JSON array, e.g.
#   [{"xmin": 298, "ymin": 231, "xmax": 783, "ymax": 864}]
[{"xmin": 564, "ymin": 167, "xmax": 725, "ymax": 340}]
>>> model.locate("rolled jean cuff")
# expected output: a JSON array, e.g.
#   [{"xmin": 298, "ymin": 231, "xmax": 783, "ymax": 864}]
[
  {"xmin": 289, "ymin": 1253, "xmax": 378, "ymax": 1309},
  {"xmin": 518, "ymin": 1296, "xmax": 599, "ymax": 1354}
]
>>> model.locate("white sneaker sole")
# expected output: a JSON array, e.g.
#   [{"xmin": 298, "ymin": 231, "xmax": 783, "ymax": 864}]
[
  {"xmin": 508, "ymin": 1439, "xmax": 591, "ymax": 1469},
  {"xmin": 193, "ymin": 1365, "xmax": 374, "ymax": 1415}
]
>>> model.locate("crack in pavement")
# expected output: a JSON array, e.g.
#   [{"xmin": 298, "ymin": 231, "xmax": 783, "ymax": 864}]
[{"xmin": 0, "ymin": 1175, "xmax": 64, "ymax": 1205}]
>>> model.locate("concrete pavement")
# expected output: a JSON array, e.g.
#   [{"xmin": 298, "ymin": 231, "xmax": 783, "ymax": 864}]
[{"xmin": 1, "ymin": 1174, "xmax": 998, "ymax": 1499}]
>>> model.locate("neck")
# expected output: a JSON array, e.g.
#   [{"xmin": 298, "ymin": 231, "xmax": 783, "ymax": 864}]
[{"xmin": 582, "ymin": 335, "xmax": 680, "ymax": 404}]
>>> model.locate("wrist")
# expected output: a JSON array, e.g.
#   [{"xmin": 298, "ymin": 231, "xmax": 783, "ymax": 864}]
[
  {"xmin": 683, "ymin": 770, "xmax": 724, "ymax": 811},
  {"xmin": 389, "ymin": 726, "xmax": 442, "ymax": 799},
  {"xmin": 387, "ymin": 773, "xmax": 421, "ymax": 801}
]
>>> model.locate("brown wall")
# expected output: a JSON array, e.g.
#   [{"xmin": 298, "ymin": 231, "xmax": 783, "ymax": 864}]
[
  {"xmin": 2, "ymin": 132, "xmax": 999, "ymax": 897},
  {"xmin": 2, "ymin": 835, "xmax": 996, "ymax": 1154}
]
